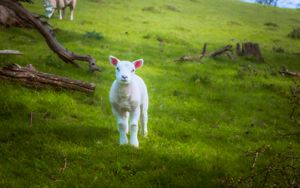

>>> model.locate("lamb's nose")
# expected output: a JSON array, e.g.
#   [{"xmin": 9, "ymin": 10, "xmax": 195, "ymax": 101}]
[{"xmin": 122, "ymin": 75, "xmax": 128, "ymax": 79}]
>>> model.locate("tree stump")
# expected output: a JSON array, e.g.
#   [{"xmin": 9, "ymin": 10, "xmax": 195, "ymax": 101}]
[{"xmin": 237, "ymin": 42, "xmax": 264, "ymax": 62}]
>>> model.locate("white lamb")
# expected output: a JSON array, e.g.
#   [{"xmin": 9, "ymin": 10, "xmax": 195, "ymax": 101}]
[
  {"xmin": 109, "ymin": 56, "xmax": 148, "ymax": 148},
  {"xmin": 44, "ymin": 0, "xmax": 76, "ymax": 21}
]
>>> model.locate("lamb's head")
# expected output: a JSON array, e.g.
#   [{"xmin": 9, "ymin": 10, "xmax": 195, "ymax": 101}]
[{"xmin": 109, "ymin": 56, "xmax": 143, "ymax": 84}]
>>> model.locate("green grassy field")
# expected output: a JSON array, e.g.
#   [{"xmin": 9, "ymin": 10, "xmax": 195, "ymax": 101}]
[{"xmin": 0, "ymin": 0, "xmax": 299, "ymax": 187}]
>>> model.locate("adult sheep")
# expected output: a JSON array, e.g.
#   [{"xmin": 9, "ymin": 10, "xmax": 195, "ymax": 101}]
[
  {"xmin": 109, "ymin": 56, "xmax": 148, "ymax": 148},
  {"xmin": 43, "ymin": 0, "xmax": 76, "ymax": 20}
]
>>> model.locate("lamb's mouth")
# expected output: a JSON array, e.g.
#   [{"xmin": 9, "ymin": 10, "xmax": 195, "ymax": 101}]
[{"xmin": 120, "ymin": 79, "xmax": 129, "ymax": 84}]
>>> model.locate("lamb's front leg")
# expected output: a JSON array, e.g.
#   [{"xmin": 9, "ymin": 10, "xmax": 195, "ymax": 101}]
[
  {"xmin": 129, "ymin": 108, "xmax": 140, "ymax": 147},
  {"xmin": 113, "ymin": 108, "xmax": 128, "ymax": 145}
]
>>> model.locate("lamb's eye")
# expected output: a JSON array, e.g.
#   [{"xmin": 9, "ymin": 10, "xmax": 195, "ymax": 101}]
[
  {"xmin": 116, "ymin": 67, "xmax": 120, "ymax": 71},
  {"xmin": 131, "ymin": 69, "xmax": 135, "ymax": 72}
]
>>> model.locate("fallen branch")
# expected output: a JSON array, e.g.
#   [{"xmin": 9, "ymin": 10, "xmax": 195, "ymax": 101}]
[
  {"xmin": 0, "ymin": 0, "xmax": 101, "ymax": 72},
  {"xmin": 176, "ymin": 43, "xmax": 233, "ymax": 62},
  {"xmin": 177, "ymin": 55, "xmax": 202, "ymax": 62},
  {"xmin": 279, "ymin": 69, "xmax": 300, "ymax": 79},
  {"xmin": 252, "ymin": 152, "xmax": 259, "ymax": 169},
  {"xmin": 0, "ymin": 64, "xmax": 96, "ymax": 93},
  {"xmin": 281, "ymin": 132, "xmax": 300, "ymax": 137},
  {"xmin": 249, "ymin": 151, "xmax": 260, "ymax": 188},
  {"xmin": 0, "ymin": 50, "xmax": 23, "ymax": 55},
  {"xmin": 210, "ymin": 45, "xmax": 232, "ymax": 58},
  {"xmin": 59, "ymin": 157, "xmax": 68, "ymax": 173},
  {"xmin": 200, "ymin": 43, "xmax": 207, "ymax": 59}
]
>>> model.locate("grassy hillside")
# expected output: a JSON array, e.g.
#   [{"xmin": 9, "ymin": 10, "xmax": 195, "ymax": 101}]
[{"xmin": 0, "ymin": 0, "xmax": 299, "ymax": 187}]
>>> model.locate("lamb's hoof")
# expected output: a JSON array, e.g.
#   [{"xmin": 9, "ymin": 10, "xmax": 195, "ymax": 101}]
[
  {"xmin": 130, "ymin": 143, "xmax": 139, "ymax": 148},
  {"xmin": 141, "ymin": 130, "xmax": 148, "ymax": 138},
  {"xmin": 130, "ymin": 140, "xmax": 139, "ymax": 148},
  {"xmin": 119, "ymin": 137, "xmax": 128, "ymax": 145}
]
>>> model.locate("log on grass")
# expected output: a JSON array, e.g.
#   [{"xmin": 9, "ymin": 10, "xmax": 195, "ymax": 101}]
[
  {"xmin": 279, "ymin": 69, "xmax": 300, "ymax": 79},
  {"xmin": 210, "ymin": 45, "xmax": 233, "ymax": 58},
  {"xmin": 177, "ymin": 44, "xmax": 234, "ymax": 62},
  {"xmin": 0, "ymin": 64, "xmax": 96, "ymax": 93},
  {"xmin": 0, "ymin": 50, "xmax": 23, "ymax": 55},
  {"xmin": 177, "ymin": 55, "xmax": 201, "ymax": 62}
]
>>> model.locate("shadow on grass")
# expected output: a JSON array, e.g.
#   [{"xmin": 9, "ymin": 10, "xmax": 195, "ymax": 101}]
[
  {"xmin": 96, "ymin": 143, "xmax": 228, "ymax": 187},
  {"xmin": 54, "ymin": 28, "xmax": 86, "ymax": 43}
]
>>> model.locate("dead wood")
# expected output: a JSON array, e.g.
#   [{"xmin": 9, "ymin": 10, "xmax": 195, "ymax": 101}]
[
  {"xmin": 177, "ymin": 43, "xmax": 234, "ymax": 62},
  {"xmin": 236, "ymin": 43, "xmax": 242, "ymax": 56},
  {"xmin": 0, "ymin": 50, "xmax": 23, "ymax": 55},
  {"xmin": 0, "ymin": 5, "xmax": 31, "ymax": 27},
  {"xmin": 0, "ymin": 0, "xmax": 101, "ymax": 72},
  {"xmin": 279, "ymin": 69, "xmax": 300, "ymax": 79},
  {"xmin": 0, "ymin": 64, "xmax": 96, "ymax": 93},
  {"xmin": 177, "ymin": 55, "xmax": 202, "ymax": 62},
  {"xmin": 200, "ymin": 43, "xmax": 207, "ymax": 59},
  {"xmin": 238, "ymin": 42, "xmax": 264, "ymax": 62},
  {"xmin": 291, "ymin": 52, "xmax": 300, "ymax": 56},
  {"xmin": 59, "ymin": 157, "xmax": 68, "ymax": 173},
  {"xmin": 210, "ymin": 45, "xmax": 233, "ymax": 58}
]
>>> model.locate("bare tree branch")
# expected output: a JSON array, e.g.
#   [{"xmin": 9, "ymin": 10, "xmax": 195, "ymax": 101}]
[{"xmin": 0, "ymin": 0, "xmax": 101, "ymax": 72}]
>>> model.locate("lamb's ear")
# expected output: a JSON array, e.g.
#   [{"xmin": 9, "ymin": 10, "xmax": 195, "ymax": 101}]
[
  {"xmin": 109, "ymin": 56, "xmax": 120, "ymax": 66},
  {"xmin": 133, "ymin": 59, "xmax": 144, "ymax": 69}
]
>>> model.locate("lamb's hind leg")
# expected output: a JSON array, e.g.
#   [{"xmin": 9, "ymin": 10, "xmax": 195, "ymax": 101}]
[
  {"xmin": 125, "ymin": 112, "xmax": 129, "ymax": 134},
  {"xmin": 140, "ymin": 106, "xmax": 148, "ymax": 137}
]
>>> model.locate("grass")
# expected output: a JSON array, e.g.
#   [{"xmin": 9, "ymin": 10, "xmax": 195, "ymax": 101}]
[{"xmin": 0, "ymin": 0, "xmax": 300, "ymax": 187}]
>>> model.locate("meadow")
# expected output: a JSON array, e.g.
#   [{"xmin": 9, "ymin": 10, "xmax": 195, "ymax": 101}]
[{"xmin": 0, "ymin": 0, "xmax": 299, "ymax": 187}]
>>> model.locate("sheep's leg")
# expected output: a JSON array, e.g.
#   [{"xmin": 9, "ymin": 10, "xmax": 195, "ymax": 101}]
[
  {"xmin": 62, "ymin": 8, "xmax": 66, "ymax": 19},
  {"xmin": 59, "ymin": 9, "xmax": 63, "ymax": 20},
  {"xmin": 140, "ymin": 106, "xmax": 148, "ymax": 137},
  {"xmin": 129, "ymin": 109, "xmax": 140, "ymax": 147},
  {"xmin": 70, "ymin": 7, "xmax": 74, "ymax": 21},
  {"xmin": 48, "ymin": 9, "xmax": 55, "ymax": 18},
  {"xmin": 113, "ymin": 108, "xmax": 128, "ymax": 145}
]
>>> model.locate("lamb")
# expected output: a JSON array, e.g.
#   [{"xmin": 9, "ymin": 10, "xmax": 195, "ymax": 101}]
[
  {"xmin": 109, "ymin": 56, "xmax": 148, "ymax": 148},
  {"xmin": 43, "ymin": 0, "xmax": 77, "ymax": 21}
]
